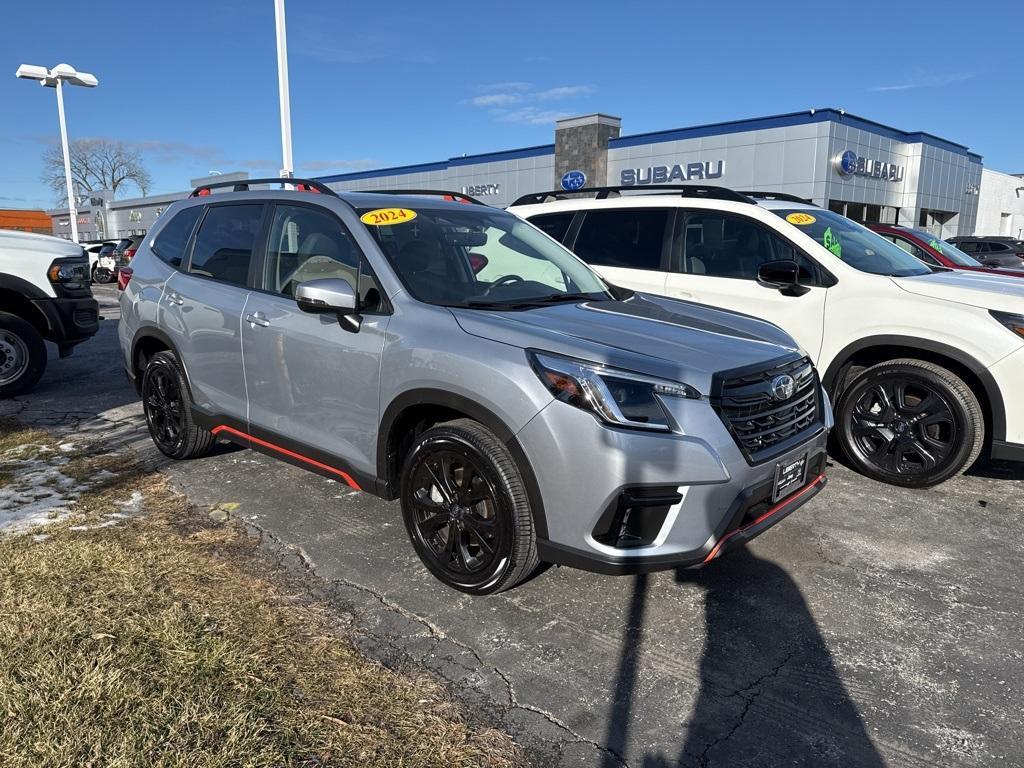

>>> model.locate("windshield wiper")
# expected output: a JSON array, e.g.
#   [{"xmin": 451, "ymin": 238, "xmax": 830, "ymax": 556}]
[{"xmin": 464, "ymin": 292, "xmax": 602, "ymax": 310}]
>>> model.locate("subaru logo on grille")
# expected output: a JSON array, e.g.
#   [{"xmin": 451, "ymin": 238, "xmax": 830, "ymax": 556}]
[{"xmin": 770, "ymin": 374, "xmax": 796, "ymax": 401}]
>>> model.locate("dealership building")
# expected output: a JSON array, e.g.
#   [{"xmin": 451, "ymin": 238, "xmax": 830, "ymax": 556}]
[{"xmin": 50, "ymin": 108, "xmax": 1022, "ymax": 241}]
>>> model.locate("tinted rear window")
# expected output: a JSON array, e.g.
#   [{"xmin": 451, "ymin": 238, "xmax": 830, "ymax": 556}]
[
  {"xmin": 528, "ymin": 212, "xmax": 574, "ymax": 243},
  {"xmin": 188, "ymin": 204, "xmax": 264, "ymax": 286},
  {"xmin": 152, "ymin": 206, "xmax": 203, "ymax": 267},
  {"xmin": 573, "ymin": 208, "xmax": 669, "ymax": 270}
]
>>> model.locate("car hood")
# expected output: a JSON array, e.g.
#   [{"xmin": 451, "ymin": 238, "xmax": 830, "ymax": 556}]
[
  {"xmin": 892, "ymin": 270, "xmax": 1024, "ymax": 313},
  {"xmin": 450, "ymin": 293, "xmax": 802, "ymax": 394}
]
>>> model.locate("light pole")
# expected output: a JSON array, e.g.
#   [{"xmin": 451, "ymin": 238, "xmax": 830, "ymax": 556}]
[
  {"xmin": 274, "ymin": 0, "xmax": 294, "ymax": 178},
  {"xmin": 16, "ymin": 63, "xmax": 98, "ymax": 243}
]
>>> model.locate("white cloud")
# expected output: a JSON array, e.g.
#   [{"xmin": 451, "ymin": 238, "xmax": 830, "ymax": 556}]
[
  {"xmin": 868, "ymin": 72, "xmax": 975, "ymax": 92},
  {"xmin": 469, "ymin": 93, "xmax": 525, "ymax": 107},
  {"xmin": 535, "ymin": 85, "xmax": 595, "ymax": 101},
  {"xmin": 465, "ymin": 82, "xmax": 596, "ymax": 124},
  {"xmin": 494, "ymin": 107, "xmax": 573, "ymax": 125}
]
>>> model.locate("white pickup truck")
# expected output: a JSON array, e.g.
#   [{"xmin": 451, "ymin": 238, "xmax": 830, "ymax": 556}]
[{"xmin": 0, "ymin": 230, "xmax": 99, "ymax": 396}]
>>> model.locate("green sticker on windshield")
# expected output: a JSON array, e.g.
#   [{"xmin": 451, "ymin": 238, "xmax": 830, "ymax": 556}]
[
  {"xmin": 822, "ymin": 227, "xmax": 842, "ymax": 258},
  {"xmin": 929, "ymin": 239, "xmax": 942, "ymax": 252}
]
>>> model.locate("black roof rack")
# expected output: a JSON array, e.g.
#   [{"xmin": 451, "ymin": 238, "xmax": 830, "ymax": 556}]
[
  {"xmin": 738, "ymin": 191, "xmax": 814, "ymax": 204},
  {"xmin": 510, "ymin": 185, "xmax": 753, "ymax": 207},
  {"xmin": 189, "ymin": 177, "xmax": 338, "ymax": 198},
  {"xmin": 353, "ymin": 189, "xmax": 487, "ymax": 206}
]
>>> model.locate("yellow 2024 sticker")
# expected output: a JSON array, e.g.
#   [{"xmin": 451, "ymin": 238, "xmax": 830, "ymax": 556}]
[
  {"xmin": 786, "ymin": 212, "xmax": 816, "ymax": 226},
  {"xmin": 360, "ymin": 208, "xmax": 417, "ymax": 226}
]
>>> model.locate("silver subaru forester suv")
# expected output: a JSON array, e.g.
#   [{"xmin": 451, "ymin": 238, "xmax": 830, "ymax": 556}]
[{"xmin": 119, "ymin": 179, "xmax": 832, "ymax": 594}]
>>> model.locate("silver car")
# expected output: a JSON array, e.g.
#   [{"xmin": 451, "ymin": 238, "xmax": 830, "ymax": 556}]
[{"xmin": 118, "ymin": 179, "xmax": 832, "ymax": 594}]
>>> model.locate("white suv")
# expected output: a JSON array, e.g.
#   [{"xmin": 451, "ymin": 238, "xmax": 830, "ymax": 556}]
[
  {"xmin": 0, "ymin": 230, "xmax": 98, "ymax": 397},
  {"xmin": 509, "ymin": 187, "xmax": 1024, "ymax": 487}
]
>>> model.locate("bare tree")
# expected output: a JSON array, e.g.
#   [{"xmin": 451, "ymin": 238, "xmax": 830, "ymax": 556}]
[{"xmin": 42, "ymin": 138, "xmax": 152, "ymax": 199}]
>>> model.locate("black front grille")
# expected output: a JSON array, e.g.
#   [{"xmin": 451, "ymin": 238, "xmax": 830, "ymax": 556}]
[{"xmin": 713, "ymin": 356, "xmax": 822, "ymax": 463}]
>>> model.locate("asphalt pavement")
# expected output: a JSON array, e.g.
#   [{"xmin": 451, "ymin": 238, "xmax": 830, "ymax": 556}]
[{"xmin": 3, "ymin": 283, "xmax": 1022, "ymax": 767}]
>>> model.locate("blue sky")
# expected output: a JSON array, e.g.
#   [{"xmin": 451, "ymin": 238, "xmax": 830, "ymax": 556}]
[{"xmin": 2, "ymin": 0, "xmax": 1021, "ymax": 208}]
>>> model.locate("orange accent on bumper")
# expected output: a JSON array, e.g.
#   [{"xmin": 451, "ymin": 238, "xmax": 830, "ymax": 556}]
[
  {"xmin": 211, "ymin": 425, "xmax": 362, "ymax": 491},
  {"xmin": 702, "ymin": 472, "xmax": 826, "ymax": 563}
]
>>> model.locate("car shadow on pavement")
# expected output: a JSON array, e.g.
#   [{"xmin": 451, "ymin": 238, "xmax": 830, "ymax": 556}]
[{"xmin": 602, "ymin": 550, "xmax": 886, "ymax": 768}]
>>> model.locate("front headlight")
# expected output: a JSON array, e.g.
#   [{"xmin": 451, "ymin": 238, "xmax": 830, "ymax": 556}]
[
  {"xmin": 529, "ymin": 351, "xmax": 700, "ymax": 432},
  {"xmin": 990, "ymin": 310, "xmax": 1024, "ymax": 341}
]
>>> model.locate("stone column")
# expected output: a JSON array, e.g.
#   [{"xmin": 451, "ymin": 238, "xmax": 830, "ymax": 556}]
[{"xmin": 554, "ymin": 114, "xmax": 622, "ymax": 190}]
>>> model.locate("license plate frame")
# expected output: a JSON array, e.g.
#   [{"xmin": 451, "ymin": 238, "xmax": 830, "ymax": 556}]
[{"xmin": 772, "ymin": 453, "xmax": 808, "ymax": 503}]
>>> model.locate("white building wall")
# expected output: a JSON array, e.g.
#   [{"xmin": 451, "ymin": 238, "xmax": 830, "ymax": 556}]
[{"xmin": 976, "ymin": 169, "xmax": 1024, "ymax": 238}]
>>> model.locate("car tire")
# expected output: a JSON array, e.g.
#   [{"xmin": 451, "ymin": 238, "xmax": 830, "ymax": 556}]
[
  {"xmin": 94, "ymin": 267, "xmax": 113, "ymax": 284},
  {"xmin": 835, "ymin": 358, "xmax": 983, "ymax": 488},
  {"xmin": 0, "ymin": 312, "xmax": 47, "ymax": 398},
  {"xmin": 400, "ymin": 418, "xmax": 539, "ymax": 595},
  {"xmin": 141, "ymin": 350, "xmax": 216, "ymax": 460}
]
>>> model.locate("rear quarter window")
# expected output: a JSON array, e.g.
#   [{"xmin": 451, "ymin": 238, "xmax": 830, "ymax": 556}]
[{"xmin": 151, "ymin": 206, "xmax": 204, "ymax": 267}]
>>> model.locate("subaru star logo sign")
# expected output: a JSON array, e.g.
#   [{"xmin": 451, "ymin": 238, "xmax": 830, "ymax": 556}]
[
  {"xmin": 835, "ymin": 150, "xmax": 858, "ymax": 176},
  {"xmin": 770, "ymin": 374, "xmax": 796, "ymax": 402},
  {"xmin": 560, "ymin": 170, "xmax": 586, "ymax": 191}
]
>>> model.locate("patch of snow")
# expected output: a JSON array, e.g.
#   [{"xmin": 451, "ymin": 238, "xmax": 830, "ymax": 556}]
[{"xmin": 0, "ymin": 456, "xmax": 84, "ymax": 534}]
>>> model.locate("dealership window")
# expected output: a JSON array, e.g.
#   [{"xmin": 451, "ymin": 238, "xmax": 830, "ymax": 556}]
[
  {"xmin": 572, "ymin": 208, "xmax": 670, "ymax": 270},
  {"xmin": 677, "ymin": 211, "xmax": 815, "ymax": 282},
  {"xmin": 917, "ymin": 208, "xmax": 956, "ymax": 238},
  {"xmin": 528, "ymin": 212, "xmax": 574, "ymax": 243},
  {"xmin": 828, "ymin": 199, "xmax": 900, "ymax": 226}
]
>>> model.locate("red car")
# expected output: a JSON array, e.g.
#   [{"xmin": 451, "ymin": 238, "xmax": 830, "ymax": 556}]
[{"xmin": 869, "ymin": 224, "xmax": 1024, "ymax": 279}]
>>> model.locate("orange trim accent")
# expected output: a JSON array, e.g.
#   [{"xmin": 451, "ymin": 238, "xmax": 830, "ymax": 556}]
[
  {"xmin": 211, "ymin": 425, "xmax": 362, "ymax": 491},
  {"xmin": 703, "ymin": 472, "xmax": 826, "ymax": 563}
]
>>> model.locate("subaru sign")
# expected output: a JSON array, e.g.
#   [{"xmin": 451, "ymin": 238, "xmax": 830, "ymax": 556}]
[
  {"xmin": 561, "ymin": 170, "xmax": 587, "ymax": 191},
  {"xmin": 833, "ymin": 150, "xmax": 905, "ymax": 182}
]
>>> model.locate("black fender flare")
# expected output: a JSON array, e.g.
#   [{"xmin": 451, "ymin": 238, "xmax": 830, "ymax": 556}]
[
  {"xmin": 378, "ymin": 389, "xmax": 548, "ymax": 538},
  {"xmin": 0, "ymin": 273, "xmax": 50, "ymax": 300},
  {"xmin": 822, "ymin": 335, "xmax": 1006, "ymax": 441}
]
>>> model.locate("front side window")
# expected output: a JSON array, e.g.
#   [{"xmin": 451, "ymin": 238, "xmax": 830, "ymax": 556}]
[
  {"xmin": 152, "ymin": 205, "xmax": 203, "ymax": 266},
  {"xmin": 772, "ymin": 208, "xmax": 930, "ymax": 277},
  {"xmin": 359, "ymin": 206, "xmax": 610, "ymax": 309},
  {"xmin": 572, "ymin": 208, "xmax": 669, "ymax": 270},
  {"xmin": 883, "ymin": 234, "xmax": 938, "ymax": 266},
  {"xmin": 189, "ymin": 204, "xmax": 264, "ymax": 286},
  {"xmin": 263, "ymin": 204, "xmax": 383, "ymax": 312},
  {"xmin": 678, "ymin": 211, "xmax": 817, "ymax": 282},
  {"xmin": 909, "ymin": 231, "xmax": 980, "ymax": 267}
]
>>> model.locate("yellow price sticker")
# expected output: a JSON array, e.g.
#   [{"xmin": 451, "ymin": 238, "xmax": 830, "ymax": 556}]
[
  {"xmin": 786, "ymin": 212, "xmax": 816, "ymax": 226},
  {"xmin": 360, "ymin": 208, "xmax": 417, "ymax": 226}
]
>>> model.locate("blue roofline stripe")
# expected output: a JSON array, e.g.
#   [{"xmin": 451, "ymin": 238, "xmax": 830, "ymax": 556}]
[
  {"xmin": 609, "ymin": 108, "xmax": 979, "ymax": 159},
  {"xmin": 315, "ymin": 144, "xmax": 554, "ymax": 183}
]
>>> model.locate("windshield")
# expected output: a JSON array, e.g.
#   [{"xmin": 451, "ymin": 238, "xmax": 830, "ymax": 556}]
[
  {"xmin": 359, "ymin": 206, "xmax": 612, "ymax": 308},
  {"xmin": 909, "ymin": 230, "xmax": 982, "ymax": 267},
  {"xmin": 772, "ymin": 209, "xmax": 931, "ymax": 277}
]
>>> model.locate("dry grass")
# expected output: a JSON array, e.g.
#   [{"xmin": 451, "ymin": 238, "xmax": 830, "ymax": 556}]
[{"xmin": 0, "ymin": 421, "xmax": 524, "ymax": 768}]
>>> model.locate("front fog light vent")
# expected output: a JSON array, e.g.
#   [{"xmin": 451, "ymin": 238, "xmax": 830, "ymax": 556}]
[{"xmin": 593, "ymin": 486, "xmax": 682, "ymax": 549}]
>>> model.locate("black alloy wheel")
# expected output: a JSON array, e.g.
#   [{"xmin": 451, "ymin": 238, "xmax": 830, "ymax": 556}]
[
  {"xmin": 141, "ymin": 351, "xmax": 216, "ymax": 460},
  {"xmin": 143, "ymin": 362, "xmax": 185, "ymax": 454},
  {"xmin": 400, "ymin": 419, "xmax": 538, "ymax": 594},
  {"xmin": 836, "ymin": 359, "xmax": 983, "ymax": 488}
]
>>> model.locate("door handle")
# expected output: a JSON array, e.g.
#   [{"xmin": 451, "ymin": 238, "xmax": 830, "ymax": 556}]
[
  {"xmin": 166, "ymin": 291, "xmax": 184, "ymax": 306},
  {"xmin": 245, "ymin": 312, "xmax": 270, "ymax": 328}
]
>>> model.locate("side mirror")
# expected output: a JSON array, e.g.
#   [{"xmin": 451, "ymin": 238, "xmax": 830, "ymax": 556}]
[
  {"xmin": 295, "ymin": 278, "xmax": 361, "ymax": 332},
  {"xmin": 757, "ymin": 259, "xmax": 811, "ymax": 297}
]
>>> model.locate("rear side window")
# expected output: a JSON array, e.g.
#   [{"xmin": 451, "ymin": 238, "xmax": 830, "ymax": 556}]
[
  {"xmin": 572, "ymin": 208, "xmax": 669, "ymax": 270},
  {"xmin": 988, "ymin": 242, "xmax": 1010, "ymax": 252},
  {"xmin": 528, "ymin": 212, "xmax": 575, "ymax": 243},
  {"xmin": 188, "ymin": 204, "xmax": 264, "ymax": 286},
  {"xmin": 152, "ymin": 206, "xmax": 203, "ymax": 267}
]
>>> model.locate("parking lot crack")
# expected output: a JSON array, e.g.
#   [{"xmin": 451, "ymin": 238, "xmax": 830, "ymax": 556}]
[
  {"xmin": 244, "ymin": 520, "xmax": 627, "ymax": 766},
  {"xmin": 696, "ymin": 652, "xmax": 795, "ymax": 767}
]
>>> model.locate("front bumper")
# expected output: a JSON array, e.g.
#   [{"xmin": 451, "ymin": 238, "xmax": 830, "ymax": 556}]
[
  {"xmin": 31, "ymin": 296, "xmax": 100, "ymax": 355},
  {"xmin": 517, "ymin": 390, "xmax": 832, "ymax": 575}
]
